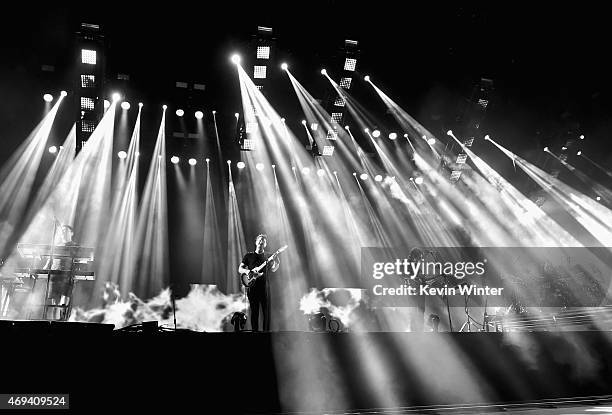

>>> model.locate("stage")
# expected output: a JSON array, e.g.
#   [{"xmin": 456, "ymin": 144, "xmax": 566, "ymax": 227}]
[
  {"xmin": 2, "ymin": 321, "xmax": 612, "ymax": 413},
  {"xmin": 2, "ymin": 5, "xmax": 612, "ymax": 414}
]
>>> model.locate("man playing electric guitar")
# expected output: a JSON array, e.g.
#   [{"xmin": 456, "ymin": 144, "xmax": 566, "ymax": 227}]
[{"xmin": 238, "ymin": 234, "xmax": 281, "ymax": 331}]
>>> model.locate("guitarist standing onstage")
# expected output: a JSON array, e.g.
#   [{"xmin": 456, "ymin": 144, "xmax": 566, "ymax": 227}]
[{"xmin": 238, "ymin": 234, "xmax": 280, "ymax": 331}]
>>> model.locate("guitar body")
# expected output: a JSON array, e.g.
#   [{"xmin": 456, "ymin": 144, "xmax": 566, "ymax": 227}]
[
  {"xmin": 240, "ymin": 270, "xmax": 262, "ymax": 288},
  {"xmin": 239, "ymin": 245, "xmax": 288, "ymax": 288}
]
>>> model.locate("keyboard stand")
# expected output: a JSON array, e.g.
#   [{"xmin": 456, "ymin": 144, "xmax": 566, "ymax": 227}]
[
  {"xmin": 42, "ymin": 273, "xmax": 75, "ymax": 321},
  {"xmin": 26, "ymin": 274, "xmax": 38, "ymax": 320},
  {"xmin": 42, "ymin": 270, "xmax": 52, "ymax": 320}
]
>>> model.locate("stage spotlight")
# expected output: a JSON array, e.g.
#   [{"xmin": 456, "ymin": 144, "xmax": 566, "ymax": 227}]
[
  {"xmin": 415, "ymin": 177, "xmax": 424, "ymax": 185},
  {"xmin": 427, "ymin": 138, "xmax": 436, "ymax": 145},
  {"xmin": 43, "ymin": 93, "xmax": 53, "ymax": 102},
  {"xmin": 121, "ymin": 102, "xmax": 130, "ymax": 110},
  {"xmin": 360, "ymin": 173, "xmax": 368, "ymax": 180},
  {"xmin": 577, "ymin": 151, "xmax": 582, "ymax": 156},
  {"xmin": 48, "ymin": 146, "xmax": 57, "ymax": 154},
  {"xmin": 372, "ymin": 130, "xmax": 381, "ymax": 138},
  {"xmin": 60, "ymin": 90, "xmax": 67, "ymax": 97},
  {"xmin": 170, "ymin": 156, "xmax": 179, "ymax": 164},
  {"xmin": 281, "ymin": 63, "xmax": 288, "ymax": 70},
  {"xmin": 104, "ymin": 100, "xmax": 110, "ymax": 110},
  {"xmin": 176, "ymin": 109, "xmax": 184, "ymax": 117},
  {"xmin": 389, "ymin": 132, "xmax": 397, "ymax": 140},
  {"xmin": 256, "ymin": 163, "xmax": 264, "ymax": 171},
  {"xmin": 544, "ymin": 147, "xmax": 549, "ymax": 152},
  {"xmin": 230, "ymin": 312, "xmax": 247, "ymax": 332},
  {"xmin": 302, "ymin": 167, "xmax": 310, "ymax": 175},
  {"xmin": 320, "ymin": 69, "xmax": 327, "ymax": 75},
  {"xmin": 189, "ymin": 158, "xmax": 197, "ymax": 166},
  {"xmin": 308, "ymin": 312, "xmax": 327, "ymax": 332},
  {"xmin": 328, "ymin": 318, "xmax": 342, "ymax": 332},
  {"xmin": 237, "ymin": 161, "xmax": 245, "ymax": 169},
  {"xmin": 446, "ymin": 130, "xmax": 452, "ymax": 136},
  {"xmin": 195, "ymin": 111, "xmax": 204, "ymax": 119},
  {"xmin": 374, "ymin": 175, "xmax": 383, "ymax": 182},
  {"xmin": 317, "ymin": 169, "xmax": 325, "ymax": 177},
  {"xmin": 322, "ymin": 145, "xmax": 335, "ymax": 156},
  {"xmin": 112, "ymin": 92, "xmax": 121, "ymax": 102},
  {"xmin": 162, "ymin": 104, "xmax": 168, "ymax": 110},
  {"xmin": 364, "ymin": 75, "xmax": 370, "ymax": 82},
  {"xmin": 118, "ymin": 151, "xmax": 127, "ymax": 159},
  {"xmin": 579, "ymin": 134, "xmax": 585, "ymax": 139},
  {"xmin": 231, "ymin": 54, "xmax": 241, "ymax": 64}
]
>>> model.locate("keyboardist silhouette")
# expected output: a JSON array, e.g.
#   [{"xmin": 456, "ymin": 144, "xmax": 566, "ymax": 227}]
[{"xmin": 42, "ymin": 225, "xmax": 78, "ymax": 320}]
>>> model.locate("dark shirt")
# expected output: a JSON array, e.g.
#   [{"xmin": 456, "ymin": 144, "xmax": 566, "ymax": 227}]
[{"xmin": 241, "ymin": 251, "xmax": 272, "ymax": 282}]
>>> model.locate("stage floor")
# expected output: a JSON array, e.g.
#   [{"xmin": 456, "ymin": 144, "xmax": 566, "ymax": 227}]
[
  {"xmin": 309, "ymin": 395, "xmax": 612, "ymax": 414},
  {"xmin": 2, "ymin": 322, "xmax": 612, "ymax": 413}
]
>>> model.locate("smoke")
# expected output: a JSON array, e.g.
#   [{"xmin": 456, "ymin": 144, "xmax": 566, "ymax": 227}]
[
  {"xmin": 171, "ymin": 284, "xmax": 246, "ymax": 331},
  {"xmin": 299, "ymin": 288, "xmax": 363, "ymax": 327},
  {"xmin": 70, "ymin": 284, "xmax": 246, "ymax": 332}
]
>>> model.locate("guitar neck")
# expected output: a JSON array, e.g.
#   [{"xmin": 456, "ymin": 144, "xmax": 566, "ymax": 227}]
[
  {"xmin": 248, "ymin": 246, "xmax": 286, "ymax": 274},
  {"xmin": 254, "ymin": 254, "xmax": 276, "ymax": 272}
]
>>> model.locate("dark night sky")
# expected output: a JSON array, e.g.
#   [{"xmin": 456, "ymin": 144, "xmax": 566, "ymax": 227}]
[
  {"xmin": 0, "ymin": 0, "xmax": 608, "ymax": 158},
  {"xmin": 2, "ymin": 3, "xmax": 611, "ymax": 159}
]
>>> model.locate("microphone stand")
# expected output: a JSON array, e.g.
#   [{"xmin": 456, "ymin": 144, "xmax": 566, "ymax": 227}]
[
  {"xmin": 483, "ymin": 296, "xmax": 489, "ymax": 332},
  {"xmin": 170, "ymin": 282, "xmax": 177, "ymax": 330},
  {"xmin": 443, "ymin": 272, "xmax": 453, "ymax": 332}
]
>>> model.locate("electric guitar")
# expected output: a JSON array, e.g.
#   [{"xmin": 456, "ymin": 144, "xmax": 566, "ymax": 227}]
[{"xmin": 240, "ymin": 245, "xmax": 287, "ymax": 288}]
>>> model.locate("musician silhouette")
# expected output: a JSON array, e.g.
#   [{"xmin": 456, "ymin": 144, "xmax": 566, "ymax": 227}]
[
  {"xmin": 408, "ymin": 247, "xmax": 427, "ymax": 332},
  {"xmin": 43, "ymin": 224, "xmax": 78, "ymax": 319},
  {"xmin": 238, "ymin": 234, "xmax": 280, "ymax": 331}
]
